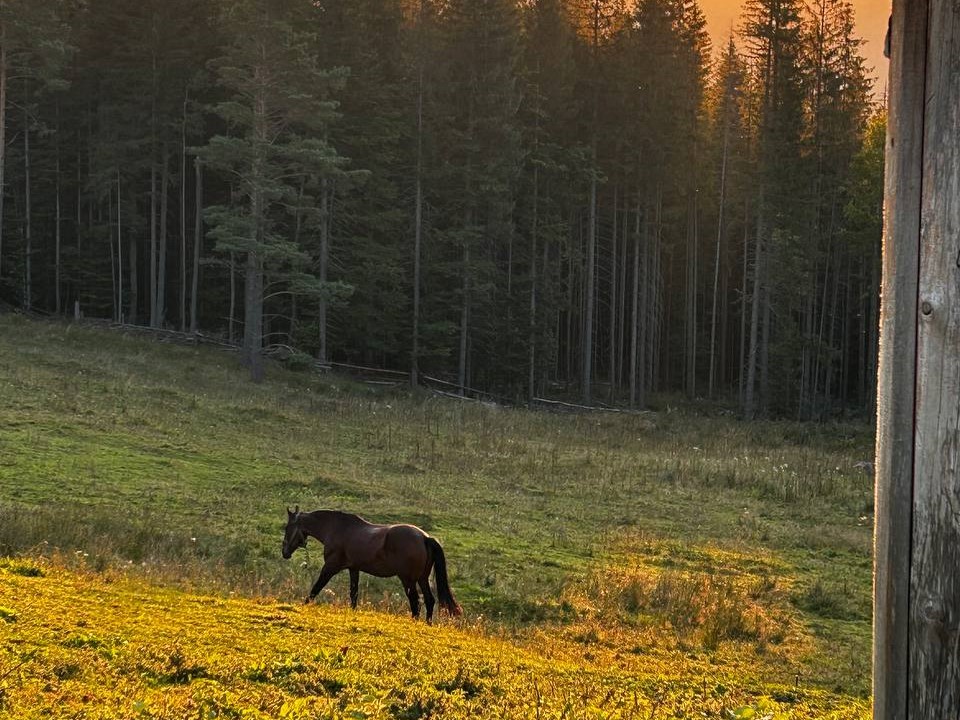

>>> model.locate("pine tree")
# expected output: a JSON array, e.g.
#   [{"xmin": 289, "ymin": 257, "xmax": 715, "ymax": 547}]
[
  {"xmin": 199, "ymin": 0, "xmax": 349, "ymax": 382},
  {"xmin": 0, "ymin": 0, "xmax": 70, "ymax": 304},
  {"xmin": 518, "ymin": 0, "xmax": 579, "ymax": 400},
  {"xmin": 799, "ymin": 0, "xmax": 871, "ymax": 417},
  {"xmin": 78, "ymin": 0, "xmax": 214, "ymax": 325},
  {"xmin": 706, "ymin": 36, "xmax": 748, "ymax": 398},
  {"xmin": 740, "ymin": 0, "xmax": 805, "ymax": 417},
  {"xmin": 431, "ymin": 0, "xmax": 522, "ymax": 395},
  {"xmin": 567, "ymin": 0, "xmax": 627, "ymax": 403},
  {"xmin": 842, "ymin": 111, "xmax": 883, "ymax": 414},
  {"xmin": 312, "ymin": 0, "xmax": 411, "ymax": 368}
]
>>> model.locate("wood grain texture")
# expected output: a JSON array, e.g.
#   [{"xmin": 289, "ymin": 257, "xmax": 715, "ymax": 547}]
[
  {"xmin": 873, "ymin": 1, "xmax": 928, "ymax": 717},
  {"xmin": 910, "ymin": 0, "xmax": 960, "ymax": 714}
]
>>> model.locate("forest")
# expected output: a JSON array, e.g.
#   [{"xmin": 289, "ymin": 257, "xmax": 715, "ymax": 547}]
[{"xmin": 0, "ymin": 0, "xmax": 883, "ymax": 418}]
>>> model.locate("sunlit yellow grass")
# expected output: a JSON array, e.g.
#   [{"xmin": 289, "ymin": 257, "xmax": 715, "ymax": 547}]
[{"xmin": 0, "ymin": 558, "xmax": 868, "ymax": 719}]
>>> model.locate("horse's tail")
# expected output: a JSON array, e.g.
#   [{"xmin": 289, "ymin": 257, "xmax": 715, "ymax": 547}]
[{"xmin": 425, "ymin": 536, "xmax": 462, "ymax": 616}]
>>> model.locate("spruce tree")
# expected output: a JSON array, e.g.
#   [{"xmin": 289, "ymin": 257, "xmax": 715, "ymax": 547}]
[
  {"xmin": 740, "ymin": 0, "xmax": 805, "ymax": 417},
  {"xmin": 0, "ymin": 0, "xmax": 70, "ymax": 303},
  {"xmin": 199, "ymin": 0, "xmax": 349, "ymax": 381},
  {"xmin": 433, "ymin": 0, "xmax": 522, "ymax": 395},
  {"xmin": 518, "ymin": 0, "xmax": 579, "ymax": 400}
]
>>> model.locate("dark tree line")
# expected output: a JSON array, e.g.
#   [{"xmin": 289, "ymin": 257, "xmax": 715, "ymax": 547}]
[{"xmin": 0, "ymin": 0, "xmax": 882, "ymax": 417}]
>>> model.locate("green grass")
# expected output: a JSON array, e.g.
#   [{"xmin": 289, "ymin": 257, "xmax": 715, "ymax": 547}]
[
  {"xmin": 0, "ymin": 561, "xmax": 871, "ymax": 719},
  {"xmin": 0, "ymin": 314, "xmax": 875, "ymax": 702}
]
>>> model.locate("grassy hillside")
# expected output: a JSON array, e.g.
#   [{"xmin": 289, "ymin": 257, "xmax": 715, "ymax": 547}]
[
  {"xmin": 0, "ymin": 314, "xmax": 875, "ymax": 715},
  {"xmin": 0, "ymin": 558, "xmax": 869, "ymax": 719}
]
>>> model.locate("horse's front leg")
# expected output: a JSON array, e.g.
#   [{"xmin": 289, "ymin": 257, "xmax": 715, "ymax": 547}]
[
  {"xmin": 349, "ymin": 568, "xmax": 360, "ymax": 609},
  {"xmin": 305, "ymin": 562, "xmax": 341, "ymax": 604}
]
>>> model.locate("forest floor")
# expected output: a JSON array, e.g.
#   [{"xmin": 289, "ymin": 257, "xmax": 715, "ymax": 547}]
[{"xmin": 0, "ymin": 314, "xmax": 874, "ymax": 718}]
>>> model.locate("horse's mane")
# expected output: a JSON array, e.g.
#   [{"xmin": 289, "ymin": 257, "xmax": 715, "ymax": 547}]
[{"xmin": 308, "ymin": 509, "xmax": 369, "ymax": 525}]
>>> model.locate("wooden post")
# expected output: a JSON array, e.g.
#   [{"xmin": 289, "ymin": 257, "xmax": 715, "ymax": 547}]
[{"xmin": 874, "ymin": 1, "xmax": 960, "ymax": 717}]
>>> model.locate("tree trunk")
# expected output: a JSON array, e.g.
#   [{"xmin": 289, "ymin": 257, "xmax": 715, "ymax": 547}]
[
  {"xmin": 0, "ymin": 22, "xmax": 6, "ymax": 279},
  {"xmin": 639, "ymin": 206, "xmax": 649, "ymax": 406},
  {"xmin": 629, "ymin": 192, "xmax": 641, "ymax": 407},
  {"xmin": 648, "ymin": 187, "xmax": 662, "ymax": 394},
  {"xmin": 709, "ymin": 119, "xmax": 729, "ymax": 397},
  {"xmin": 116, "ymin": 169, "xmax": 123, "ymax": 322},
  {"xmin": 291, "ymin": 177, "xmax": 304, "ymax": 343},
  {"xmin": 527, "ymin": 150, "xmax": 539, "ymax": 403},
  {"xmin": 798, "ymin": 293, "xmax": 812, "ymax": 419},
  {"xmin": 739, "ymin": 197, "xmax": 749, "ymax": 406},
  {"xmin": 76, "ymin": 130, "xmax": 81, "ymax": 254},
  {"xmin": 150, "ymin": 163, "xmax": 158, "ymax": 326},
  {"xmin": 157, "ymin": 145, "xmax": 170, "ymax": 326},
  {"xmin": 744, "ymin": 205, "xmax": 764, "ymax": 418},
  {"xmin": 108, "ymin": 193, "xmax": 116, "ymax": 321},
  {"xmin": 244, "ymin": 250, "xmax": 264, "ymax": 382},
  {"xmin": 228, "ymin": 252, "xmax": 236, "ymax": 345},
  {"xmin": 760, "ymin": 262, "xmax": 771, "ymax": 416},
  {"xmin": 411, "ymin": 58, "xmax": 424, "ymax": 388},
  {"xmin": 685, "ymin": 192, "xmax": 697, "ymax": 398},
  {"xmin": 128, "ymin": 203, "xmax": 138, "ymax": 327},
  {"xmin": 180, "ymin": 96, "xmax": 188, "ymax": 331},
  {"xmin": 23, "ymin": 92, "xmax": 31, "ymax": 310},
  {"xmin": 582, "ymin": 163, "xmax": 597, "ymax": 404},
  {"xmin": 617, "ymin": 196, "xmax": 628, "ymax": 390},
  {"xmin": 55, "ymin": 104, "xmax": 62, "ymax": 315},
  {"xmin": 608, "ymin": 185, "xmax": 618, "ymax": 401},
  {"xmin": 868, "ymin": 237, "xmax": 880, "ymax": 415},
  {"xmin": 823, "ymin": 245, "xmax": 842, "ymax": 416},
  {"xmin": 840, "ymin": 252, "xmax": 851, "ymax": 413},
  {"xmin": 318, "ymin": 174, "xmax": 330, "ymax": 364},
  {"xmin": 190, "ymin": 158, "xmax": 202, "ymax": 333},
  {"xmin": 458, "ymin": 240, "xmax": 471, "ymax": 396},
  {"xmin": 565, "ymin": 219, "xmax": 575, "ymax": 381}
]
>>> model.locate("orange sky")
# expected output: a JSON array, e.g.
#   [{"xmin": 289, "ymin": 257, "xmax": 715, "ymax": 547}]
[{"xmin": 700, "ymin": 0, "xmax": 890, "ymax": 94}]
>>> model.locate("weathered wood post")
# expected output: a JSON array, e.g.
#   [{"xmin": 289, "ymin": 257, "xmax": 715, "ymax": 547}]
[{"xmin": 874, "ymin": 1, "xmax": 960, "ymax": 717}]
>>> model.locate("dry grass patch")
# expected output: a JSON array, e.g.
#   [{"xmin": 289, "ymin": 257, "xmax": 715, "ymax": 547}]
[{"xmin": 557, "ymin": 536, "xmax": 810, "ymax": 668}]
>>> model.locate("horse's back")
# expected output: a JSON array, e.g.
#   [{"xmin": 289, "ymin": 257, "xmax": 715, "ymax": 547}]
[{"xmin": 339, "ymin": 522, "xmax": 428, "ymax": 579}]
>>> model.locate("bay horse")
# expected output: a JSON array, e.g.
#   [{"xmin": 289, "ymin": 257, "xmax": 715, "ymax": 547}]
[{"xmin": 281, "ymin": 507, "xmax": 462, "ymax": 622}]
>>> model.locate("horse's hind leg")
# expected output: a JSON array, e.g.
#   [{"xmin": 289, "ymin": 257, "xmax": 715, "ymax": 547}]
[
  {"xmin": 348, "ymin": 569, "xmax": 360, "ymax": 609},
  {"xmin": 418, "ymin": 577, "xmax": 435, "ymax": 623},
  {"xmin": 403, "ymin": 581, "xmax": 420, "ymax": 619}
]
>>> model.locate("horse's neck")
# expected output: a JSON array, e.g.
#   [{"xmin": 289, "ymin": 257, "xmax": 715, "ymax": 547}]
[{"xmin": 303, "ymin": 510, "xmax": 357, "ymax": 544}]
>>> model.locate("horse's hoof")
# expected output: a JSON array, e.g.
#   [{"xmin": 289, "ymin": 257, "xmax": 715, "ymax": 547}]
[{"xmin": 303, "ymin": 597, "xmax": 312, "ymax": 605}]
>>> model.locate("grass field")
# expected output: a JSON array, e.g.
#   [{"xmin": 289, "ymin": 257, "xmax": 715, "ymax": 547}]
[{"xmin": 0, "ymin": 314, "xmax": 875, "ymax": 718}]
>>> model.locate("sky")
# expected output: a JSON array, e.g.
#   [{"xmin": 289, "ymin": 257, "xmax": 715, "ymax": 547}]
[{"xmin": 699, "ymin": 0, "xmax": 891, "ymax": 95}]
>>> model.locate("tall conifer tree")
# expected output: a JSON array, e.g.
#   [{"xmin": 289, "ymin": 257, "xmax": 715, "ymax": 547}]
[{"xmin": 199, "ymin": 0, "xmax": 349, "ymax": 381}]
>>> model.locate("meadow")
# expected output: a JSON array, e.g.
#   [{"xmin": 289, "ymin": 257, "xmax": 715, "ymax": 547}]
[{"xmin": 0, "ymin": 314, "xmax": 875, "ymax": 718}]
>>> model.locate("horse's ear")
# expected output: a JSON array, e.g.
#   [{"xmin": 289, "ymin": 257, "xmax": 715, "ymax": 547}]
[{"xmin": 293, "ymin": 504, "xmax": 300, "ymax": 515}]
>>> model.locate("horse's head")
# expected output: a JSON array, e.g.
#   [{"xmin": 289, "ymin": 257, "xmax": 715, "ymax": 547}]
[{"xmin": 281, "ymin": 506, "xmax": 307, "ymax": 559}]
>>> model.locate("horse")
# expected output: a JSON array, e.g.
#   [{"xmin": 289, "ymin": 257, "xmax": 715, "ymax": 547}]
[{"xmin": 281, "ymin": 506, "xmax": 462, "ymax": 622}]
